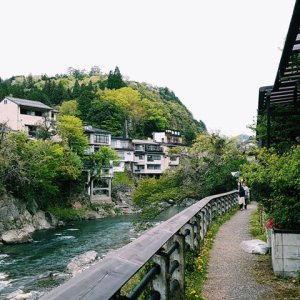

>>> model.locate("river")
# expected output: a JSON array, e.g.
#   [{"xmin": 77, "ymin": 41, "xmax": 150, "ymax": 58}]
[{"xmin": 0, "ymin": 206, "xmax": 183, "ymax": 299}]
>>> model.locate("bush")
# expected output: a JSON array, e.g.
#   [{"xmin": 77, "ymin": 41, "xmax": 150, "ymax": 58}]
[{"xmin": 243, "ymin": 145, "xmax": 300, "ymax": 229}]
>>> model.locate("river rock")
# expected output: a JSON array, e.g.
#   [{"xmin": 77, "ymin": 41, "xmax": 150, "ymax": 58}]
[
  {"xmin": 32, "ymin": 211, "xmax": 51, "ymax": 230},
  {"xmin": 6, "ymin": 289, "xmax": 44, "ymax": 300},
  {"xmin": 1, "ymin": 229, "xmax": 33, "ymax": 244},
  {"xmin": 67, "ymin": 250, "xmax": 98, "ymax": 276}
]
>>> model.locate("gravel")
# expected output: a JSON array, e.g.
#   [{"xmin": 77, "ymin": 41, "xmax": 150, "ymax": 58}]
[{"xmin": 202, "ymin": 203, "xmax": 273, "ymax": 300}]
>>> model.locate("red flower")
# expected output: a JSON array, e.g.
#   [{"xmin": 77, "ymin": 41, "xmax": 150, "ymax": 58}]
[{"xmin": 266, "ymin": 219, "xmax": 275, "ymax": 229}]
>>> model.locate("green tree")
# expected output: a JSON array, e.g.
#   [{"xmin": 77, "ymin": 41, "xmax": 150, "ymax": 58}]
[
  {"xmin": 107, "ymin": 66, "xmax": 127, "ymax": 89},
  {"xmin": 72, "ymin": 80, "xmax": 81, "ymax": 98},
  {"xmin": 87, "ymin": 100, "xmax": 126, "ymax": 136},
  {"xmin": 133, "ymin": 132, "xmax": 246, "ymax": 221},
  {"xmin": 56, "ymin": 115, "xmax": 88, "ymax": 154},
  {"xmin": 58, "ymin": 100, "xmax": 78, "ymax": 116},
  {"xmin": 77, "ymin": 90, "xmax": 96, "ymax": 121},
  {"xmin": 242, "ymin": 146, "xmax": 300, "ymax": 229}
]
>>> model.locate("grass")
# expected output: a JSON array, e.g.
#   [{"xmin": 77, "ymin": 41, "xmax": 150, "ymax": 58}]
[
  {"xmin": 249, "ymin": 206, "xmax": 267, "ymax": 241},
  {"xmin": 249, "ymin": 204, "xmax": 300, "ymax": 299},
  {"xmin": 48, "ymin": 206, "xmax": 90, "ymax": 220}
]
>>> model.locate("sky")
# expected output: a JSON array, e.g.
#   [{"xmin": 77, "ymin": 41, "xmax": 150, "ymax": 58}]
[{"xmin": 0, "ymin": 0, "xmax": 296, "ymax": 137}]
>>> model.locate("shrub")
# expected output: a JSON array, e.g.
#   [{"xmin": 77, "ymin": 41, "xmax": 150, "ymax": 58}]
[{"xmin": 243, "ymin": 145, "xmax": 300, "ymax": 229}]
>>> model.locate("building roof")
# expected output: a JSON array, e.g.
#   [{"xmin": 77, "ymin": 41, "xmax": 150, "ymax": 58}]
[
  {"xmin": 5, "ymin": 96, "xmax": 53, "ymax": 110},
  {"xmin": 111, "ymin": 137, "xmax": 132, "ymax": 141},
  {"xmin": 132, "ymin": 139, "xmax": 158, "ymax": 145},
  {"xmin": 83, "ymin": 125, "xmax": 111, "ymax": 134},
  {"xmin": 258, "ymin": 0, "xmax": 300, "ymax": 117}
]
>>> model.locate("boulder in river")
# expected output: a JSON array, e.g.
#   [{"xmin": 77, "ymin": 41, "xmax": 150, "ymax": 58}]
[
  {"xmin": 6, "ymin": 289, "xmax": 44, "ymax": 300},
  {"xmin": 1, "ymin": 228, "xmax": 33, "ymax": 244},
  {"xmin": 67, "ymin": 250, "xmax": 98, "ymax": 276}
]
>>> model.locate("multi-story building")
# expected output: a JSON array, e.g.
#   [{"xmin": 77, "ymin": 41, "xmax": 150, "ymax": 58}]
[
  {"xmin": 83, "ymin": 126, "xmax": 113, "ymax": 203},
  {"xmin": 84, "ymin": 126, "xmax": 111, "ymax": 154},
  {"xmin": 153, "ymin": 130, "xmax": 182, "ymax": 169},
  {"xmin": 0, "ymin": 96, "xmax": 57, "ymax": 137},
  {"xmin": 111, "ymin": 137, "xmax": 134, "ymax": 172},
  {"xmin": 153, "ymin": 129, "xmax": 183, "ymax": 145},
  {"xmin": 132, "ymin": 139, "xmax": 165, "ymax": 177}
]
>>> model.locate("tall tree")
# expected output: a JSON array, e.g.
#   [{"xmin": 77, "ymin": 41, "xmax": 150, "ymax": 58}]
[
  {"xmin": 77, "ymin": 90, "xmax": 96, "ymax": 121},
  {"xmin": 56, "ymin": 115, "xmax": 88, "ymax": 154},
  {"xmin": 107, "ymin": 66, "xmax": 126, "ymax": 89}
]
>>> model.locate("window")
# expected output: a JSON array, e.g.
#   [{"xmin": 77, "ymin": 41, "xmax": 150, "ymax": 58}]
[
  {"xmin": 135, "ymin": 144, "xmax": 144, "ymax": 151},
  {"xmin": 147, "ymin": 164, "xmax": 161, "ymax": 170},
  {"xmin": 135, "ymin": 154, "xmax": 144, "ymax": 160},
  {"xmin": 27, "ymin": 125, "xmax": 37, "ymax": 137},
  {"xmin": 118, "ymin": 151, "xmax": 125, "ymax": 160},
  {"xmin": 20, "ymin": 109, "xmax": 43, "ymax": 116},
  {"xmin": 146, "ymin": 145, "xmax": 160, "ymax": 151},
  {"xmin": 170, "ymin": 156, "xmax": 177, "ymax": 161},
  {"xmin": 147, "ymin": 154, "xmax": 161, "ymax": 161},
  {"xmin": 4, "ymin": 100, "xmax": 7, "ymax": 104},
  {"xmin": 136, "ymin": 165, "xmax": 145, "ymax": 170},
  {"xmin": 94, "ymin": 134, "xmax": 109, "ymax": 144}
]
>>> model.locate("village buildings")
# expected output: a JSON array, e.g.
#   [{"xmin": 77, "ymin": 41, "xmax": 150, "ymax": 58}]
[{"xmin": 0, "ymin": 96, "xmax": 183, "ymax": 202}]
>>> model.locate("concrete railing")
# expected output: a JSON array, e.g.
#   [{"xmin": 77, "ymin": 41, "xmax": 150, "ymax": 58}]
[{"xmin": 41, "ymin": 191, "xmax": 238, "ymax": 300}]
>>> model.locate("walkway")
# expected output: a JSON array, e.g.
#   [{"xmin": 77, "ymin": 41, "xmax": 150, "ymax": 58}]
[{"xmin": 202, "ymin": 203, "xmax": 273, "ymax": 300}]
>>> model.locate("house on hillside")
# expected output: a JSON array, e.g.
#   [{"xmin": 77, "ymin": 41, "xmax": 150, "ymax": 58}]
[
  {"xmin": 153, "ymin": 129, "xmax": 183, "ymax": 145},
  {"xmin": 132, "ymin": 139, "xmax": 165, "ymax": 177},
  {"xmin": 111, "ymin": 137, "xmax": 134, "ymax": 172},
  {"xmin": 83, "ymin": 126, "xmax": 113, "ymax": 203},
  {"xmin": 153, "ymin": 129, "xmax": 183, "ymax": 169},
  {"xmin": 0, "ymin": 96, "xmax": 57, "ymax": 137},
  {"xmin": 83, "ymin": 125, "xmax": 112, "ymax": 154}
]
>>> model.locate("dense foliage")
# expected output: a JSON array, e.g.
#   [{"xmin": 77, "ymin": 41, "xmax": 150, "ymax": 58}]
[
  {"xmin": 133, "ymin": 132, "xmax": 246, "ymax": 220},
  {"xmin": 0, "ymin": 66, "xmax": 205, "ymax": 144},
  {"xmin": 0, "ymin": 131, "xmax": 83, "ymax": 208},
  {"xmin": 0, "ymin": 118, "xmax": 117, "ymax": 210},
  {"xmin": 242, "ymin": 146, "xmax": 300, "ymax": 229}
]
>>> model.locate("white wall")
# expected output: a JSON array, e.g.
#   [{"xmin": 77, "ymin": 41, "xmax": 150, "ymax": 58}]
[{"xmin": 0, "ymin": 99, "xmax": 19, "ymax": 130}]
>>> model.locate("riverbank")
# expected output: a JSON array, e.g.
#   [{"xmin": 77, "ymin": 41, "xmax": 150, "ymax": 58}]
[{"xmin": 0, "ymin": 190, "xmax": 136, "ymax": 245}]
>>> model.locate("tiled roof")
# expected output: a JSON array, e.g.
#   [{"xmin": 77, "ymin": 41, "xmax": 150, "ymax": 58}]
[{"xmin": 5, "ymin": 97, "xmax": 53, "ymax": 110}]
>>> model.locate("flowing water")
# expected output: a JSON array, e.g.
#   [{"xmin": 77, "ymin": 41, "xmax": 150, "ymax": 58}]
[{"xmin": 0, "ymin": 206, "xmax": 183, "ymax": 298}]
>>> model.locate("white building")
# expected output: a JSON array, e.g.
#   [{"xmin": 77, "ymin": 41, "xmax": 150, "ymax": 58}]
[
  {"xmin": 83, "ymin": 126, "xmax": 113, "ymax": 203},
  {"xmin": 83, "ymin": 126, "xmax": 112, "ymax": 155},
  {"xmin": 111, "ymin": 137, "xmax": 134, "ymax": 173},
  {"xmin": 153, "ymin": 130, "xmax": 182, "ymax": 169},
  {"xmin": 0, "ymin": 96, "xmax": 57, "ymax": 137},
  {"xmin": 132, "ymin": 139, "xmax": 165, "ymax": 176},
  {"xmin": 153, "ymin": 129, "xmax": 183, "ymax": 145}
]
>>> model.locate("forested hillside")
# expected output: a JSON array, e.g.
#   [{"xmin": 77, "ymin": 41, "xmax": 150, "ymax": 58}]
[{"xmin": 0, "ymin": 66, "xmax": 206, "ymax": 144}]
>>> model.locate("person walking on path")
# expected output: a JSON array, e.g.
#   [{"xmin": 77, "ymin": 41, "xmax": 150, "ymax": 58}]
[
  {"xmin": 238, "ymin": 181, "xmax": 245, "ymax": 210},
  {"xmin": 243, "ymin": 181, "xmax": 250, "ymax": 210}
]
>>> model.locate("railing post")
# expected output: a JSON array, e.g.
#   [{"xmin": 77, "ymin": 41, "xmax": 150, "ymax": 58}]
[
  {"xmin": 206, "ymin": 203, "xmax": 212, "ymax": 226},
  {"xmin": 221, "ymin": 198, "xmax": 226, "ymax": 215},
  {"xmin": 211, "ymin": 199, "xmax": 217, "ymax": 220},
  {"xmin": 192, "ymin": 216, "xmax": 201, "ymax": 250},
  {"xmin": 185, "ymin": 223, "xmax": 195, "ymax": 251},
  {"xmin": 170, "ymin": 233, "xmax": 185, "ymax": 298},
  {"xmin": 202, "ymin": 208, "xmax": 208, "ymax": 236},
  {"xmin": 152, "ymin": 252, "xmax": 169, "ymax": 300},
  {"xmin": 198, "ymin": 211, "xmax": 205, "ymax": 247}
]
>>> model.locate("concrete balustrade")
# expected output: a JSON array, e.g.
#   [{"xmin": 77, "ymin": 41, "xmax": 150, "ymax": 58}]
[{"xmin": 41, "ymin": 191, "xmax": 238, "ymax": 300}]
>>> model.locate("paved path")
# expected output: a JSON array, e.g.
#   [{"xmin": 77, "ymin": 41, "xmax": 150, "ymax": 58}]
[{"xmin": 202, "ymin": 203, "xmax": 273, "ymax": 300}]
